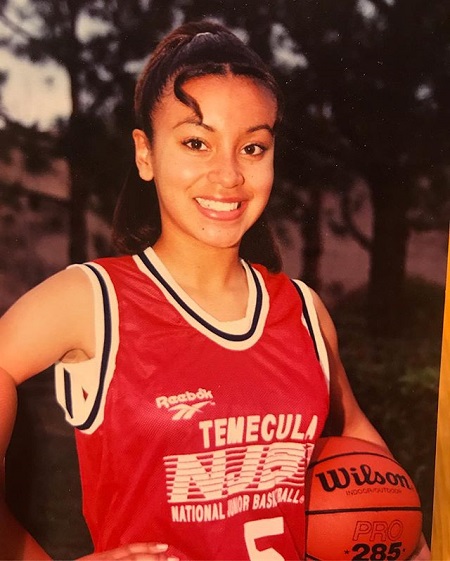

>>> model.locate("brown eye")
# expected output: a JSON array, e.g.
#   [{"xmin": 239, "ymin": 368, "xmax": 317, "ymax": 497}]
[
  {"xmin": 184, "ymin": 138, "xmax": 207, "ymax": 151},
  {"xmin": 242, "ymin": 144, "xmax": 265, "ymax": 156}
]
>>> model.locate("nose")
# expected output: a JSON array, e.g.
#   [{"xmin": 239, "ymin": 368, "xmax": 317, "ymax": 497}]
[{"xmin": 207, "ymin": 151, "xmax": 244, "ymax": 189}]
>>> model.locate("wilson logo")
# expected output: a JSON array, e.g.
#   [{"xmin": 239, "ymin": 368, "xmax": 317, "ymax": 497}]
[
  {"xmin": 169, "ymin": 401, "xmax": 212, "ymax": 420},
  {"xmin": 315, "ymin": 463, "xmax": 412, "ymax": 492}
]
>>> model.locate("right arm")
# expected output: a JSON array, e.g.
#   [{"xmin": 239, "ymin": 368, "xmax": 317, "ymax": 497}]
[
  {"xmin": 0, "ymin": 366, "xmax": 52, "ymax": 560},
  {"xmin": 0, "ymin": 267, "xmax": 95, "ymax": 560},
  {"xmin": 0, "ymin": 269, "xmax": 180, "ymax": 561}
]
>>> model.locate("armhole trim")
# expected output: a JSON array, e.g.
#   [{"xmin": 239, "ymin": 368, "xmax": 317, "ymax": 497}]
[
  {"xmin": 291, "ymin": 279, "xmax": 330, "ymax": 390},
  {"xmin": 54, "ymin": 263, "xmax": 119, "ymax": 434}
]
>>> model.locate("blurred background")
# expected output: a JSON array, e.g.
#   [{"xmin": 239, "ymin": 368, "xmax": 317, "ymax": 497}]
[{"xmin": 0, "ymin": 1, "xmax": 448, "ymax": 558}]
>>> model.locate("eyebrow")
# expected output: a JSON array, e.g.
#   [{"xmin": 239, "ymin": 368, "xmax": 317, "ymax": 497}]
[
  {"xmin": 247, "ymin": 124, "xmax": 274, "ymax": 136},
  {"xmin": 173, "ymin": 118, "xmax": 274, "ymax": 136}
]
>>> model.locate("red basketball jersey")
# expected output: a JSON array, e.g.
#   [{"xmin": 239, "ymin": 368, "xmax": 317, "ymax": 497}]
[{"xmin": 55, "ymin": 247, "xmax": 330, "ymax": 560}]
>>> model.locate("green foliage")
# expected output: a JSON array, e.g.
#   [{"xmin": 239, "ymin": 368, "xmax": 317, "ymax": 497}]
[{"xmin": 332, "ymin": 277, "xmax": 445, "ymax": 541}]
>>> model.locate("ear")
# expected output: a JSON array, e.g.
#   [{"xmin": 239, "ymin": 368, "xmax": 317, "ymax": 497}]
[{"xmin": 132, "ymin": 129, "xmax": 154, "ymax": 181}]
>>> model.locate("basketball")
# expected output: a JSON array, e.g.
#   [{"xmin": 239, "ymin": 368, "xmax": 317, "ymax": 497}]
[{"xmin": 305, "ymin": 436, "xmax": 422, "ymax": 560}]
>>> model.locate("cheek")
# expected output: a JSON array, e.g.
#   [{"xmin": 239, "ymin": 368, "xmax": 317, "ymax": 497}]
[
  {"xmin": 153, "ymin": 162, "xmax": 200, "ymax": 201},
  {"xmin": 251, "ymin": 162, "xmax": 274, "ymax": 200},
  {"xmin": 157, "ymin": 154, "xmax": 204, "ymax": 190}
]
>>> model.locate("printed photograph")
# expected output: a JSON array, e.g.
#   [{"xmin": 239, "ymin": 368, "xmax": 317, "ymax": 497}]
[{"xmin": 1, "ymin": 2, "xmax": 448, "ymax": 560}]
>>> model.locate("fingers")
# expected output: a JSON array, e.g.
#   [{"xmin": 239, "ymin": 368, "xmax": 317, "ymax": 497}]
[
  {"xmin": 110, "ymin": 542, "xmax": 170, "ymax": 559},
  {"xmin": 79, "ymin": 542, "xmax": 181, "ymax": 560}
]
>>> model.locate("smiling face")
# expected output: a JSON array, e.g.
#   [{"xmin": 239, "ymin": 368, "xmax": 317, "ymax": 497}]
[{"xmin": 133, "ymin": 73, "xmax": 278, "ymax": 254}]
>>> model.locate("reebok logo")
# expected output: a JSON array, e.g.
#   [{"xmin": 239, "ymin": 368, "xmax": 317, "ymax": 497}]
[
  {"xmin": 169, "ymin": 401, "xmax": 212, "ymax": 420},
  {"xmin": 156, "ymin": 388, "xmax": 214, "ymax": 420}
]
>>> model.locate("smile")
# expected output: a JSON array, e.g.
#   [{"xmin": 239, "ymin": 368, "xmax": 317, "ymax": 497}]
[{"xmin": 195, "ymin": 198, "xmax": 241, "ymax": 212}]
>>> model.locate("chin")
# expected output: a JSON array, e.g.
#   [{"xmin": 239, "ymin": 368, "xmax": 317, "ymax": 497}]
[
  {"xmin": 194, "ymin": 229, "xmax": 246, "ymax": 251},
  {"xmin": 201, "ymin": 239, "xmax": 241, "ymax": 251}
]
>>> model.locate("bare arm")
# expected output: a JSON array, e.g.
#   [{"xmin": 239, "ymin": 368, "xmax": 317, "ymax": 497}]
[
  {"xmin": 0, "ymin": 367, "xmax": 52, "ymax": 560},
  {"xmin": 0, "ymin": 268, "xmax": 95, "ymax": 560},
  {"xmin": 0, "ymin": 268, "xmax": 186, "ymax": 561},
  {"xmin": 0, "ymin": 268, "xmax": 95, "ymax": 385},
  {"xmin": 311, "ymin": 290, "xmax": 389, "ymax": 449},
  {"xmin": 311, "ymin": 290, "xmax": 430, "ymax": 560}
]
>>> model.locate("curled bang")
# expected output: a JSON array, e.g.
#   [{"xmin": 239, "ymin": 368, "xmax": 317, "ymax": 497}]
[{"xmin": 135, "ymin": 23, "xmax": 283, "ymax": 139}]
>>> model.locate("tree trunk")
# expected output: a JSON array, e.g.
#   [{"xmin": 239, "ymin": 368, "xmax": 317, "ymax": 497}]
[
  {"xmin": 68, "ymin": 158, "xmax": 88, "ymax": 264},
  {"xmin": 367, "ymin": 175, "xmax": 410, "ymax": 338},
  {"xmin": 300, "ymin": 187, "xmax": 323, "ymax": 290},
  {"xmin": 67, "ymin": 63, "xmax": 88, "ymax": 264}
]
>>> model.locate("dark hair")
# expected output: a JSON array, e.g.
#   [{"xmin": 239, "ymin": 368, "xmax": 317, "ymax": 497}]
[{"xmin": 113, "ymin": 20, "xmax": 283, "ymax": 272}]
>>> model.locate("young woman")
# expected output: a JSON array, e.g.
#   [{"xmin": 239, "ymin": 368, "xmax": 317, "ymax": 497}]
[{"xmin": 0, "ymin": 20, "xmax": 429, "ymax": 561}]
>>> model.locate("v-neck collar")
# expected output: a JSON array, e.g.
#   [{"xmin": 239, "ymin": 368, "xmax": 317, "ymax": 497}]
[{"xmin": 133, "ymin": 247, "xmax": 270, "ymax": 350}]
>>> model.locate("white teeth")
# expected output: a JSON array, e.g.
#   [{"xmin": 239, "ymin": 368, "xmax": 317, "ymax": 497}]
[{"xmin": 196, "ymin": 198, "xmax": 240, "ymax": 211}]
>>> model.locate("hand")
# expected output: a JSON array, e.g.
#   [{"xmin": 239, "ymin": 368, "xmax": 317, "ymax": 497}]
[
  {"xmin": 409, "ymin": 534, "xmax": 431, "ymax": 560},
  {"xmin": 78, "ymin": 542, "xmax": 181, "ymax": 561}
]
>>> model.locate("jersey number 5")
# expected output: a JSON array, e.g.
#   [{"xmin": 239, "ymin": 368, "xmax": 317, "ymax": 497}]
[{"xmin": 244, "ymin": 517, "xmax": 285, "ymax": 560}]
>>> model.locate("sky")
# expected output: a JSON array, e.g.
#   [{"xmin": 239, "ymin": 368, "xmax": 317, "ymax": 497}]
[
  {"xmin": 0, "ymin": 0, "xmax": 98, "ymax": 129},
  {"xmin": 0, "ymin": 48, "xmax": 70, "ymax": 128}
]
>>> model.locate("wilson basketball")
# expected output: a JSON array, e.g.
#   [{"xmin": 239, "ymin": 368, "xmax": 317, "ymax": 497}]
[{"xmin": 305, "ymin": 436, "xmax": 422, "ymax": 560}]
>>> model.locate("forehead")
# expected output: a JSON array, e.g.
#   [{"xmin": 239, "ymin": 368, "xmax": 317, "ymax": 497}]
[{"xmin": 155, "ymin": 73, "xmax": 278, "ymax": 127}]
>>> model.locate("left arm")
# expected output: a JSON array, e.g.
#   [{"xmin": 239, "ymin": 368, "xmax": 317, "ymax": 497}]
[
  {"xmin": 310, "ymin": 290, "xmax": 430, "ymax": 560},
  {"xmin": 311, "ymin": 290, "xmax": 388, "ymax": 449}
]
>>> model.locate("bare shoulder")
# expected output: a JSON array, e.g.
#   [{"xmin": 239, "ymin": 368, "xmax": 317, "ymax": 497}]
[
  {"xmin": 0, "ymin": 266, "xmax": 95, "ymax": 384},
  {"xmin": 2, "ymin": 266, "xmax": 93, "ymax": 321},
  {"xmin": 307, "ymin": 285, "xmax": 391, "ymax": 447},
  {"xmin": 308, "ymin": 287, "xmax": 339, "ymax": 351}
]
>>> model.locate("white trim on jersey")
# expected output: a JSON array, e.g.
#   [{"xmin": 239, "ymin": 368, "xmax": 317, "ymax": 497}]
[
  {"xmin": 53, "ymin": 260, "xmax": 327, "ymax": 432},
  {"xmin": 291, "ymin": 279, "xmax": 330, "ymax": 389},
  {"xmin": 54, "ymin": 263, "xmax": 119, "ymax": 434},
  {"xmin": 133, "ymin": 247, "xmax": 271, "ymax": 351}
]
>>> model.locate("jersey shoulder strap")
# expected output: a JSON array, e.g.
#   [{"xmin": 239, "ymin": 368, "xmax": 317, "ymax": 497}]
[
  {"xmin": 291, "ymin": 279, "xmax": 330, "ymax": 388},
  {"xmin": 54, "ymin": 262, "xmax": 119, "ymax": 434}
]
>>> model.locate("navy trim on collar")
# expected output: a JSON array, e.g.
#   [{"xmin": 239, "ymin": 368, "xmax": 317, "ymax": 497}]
[{"xmin": 138, "ymin": 251, "xmax": 263, "ymax": 342}]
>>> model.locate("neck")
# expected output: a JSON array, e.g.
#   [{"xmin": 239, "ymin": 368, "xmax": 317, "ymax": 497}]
[
  {"xmin": 152, "ymin": 237, "xmax": 243, "ymax": 292},
  {"xmin": 151, "ymin": 236, "xmax": 249, "ymax": 322}
]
